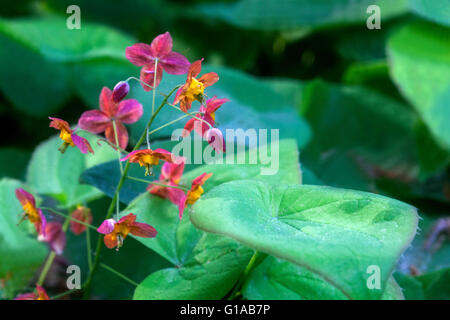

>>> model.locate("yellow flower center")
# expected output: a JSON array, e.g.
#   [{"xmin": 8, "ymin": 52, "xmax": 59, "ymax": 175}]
[
  {"xmin": 59, "ymin": 129, "xmax": 74, "ymax": 146},
  {"xmin": 138, "ymin": 154, "xmax": 160, "ymax": 167},
  {"xmin": 186, "ymin": 185, "xmax": 204, "ymax": 205},
  {"xmin": 23, "ymin": 202, "xmax": 39, "ymax": 223},
  {"xmin": 210, "ymin": 112, "xmax": 215, "ymax": 121},
  {"xmin": 184, "ymin": 77, "xmax": 204, "ymax": 101}
]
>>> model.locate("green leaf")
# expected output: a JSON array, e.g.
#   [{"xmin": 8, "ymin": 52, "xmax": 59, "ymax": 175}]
[
  {"xmin": 394, "ymin": 268, "xmax": 450, "ymax": 300},
  {"xmin": 0, "ymin": 178, "xmax": 48, "ymax": 298},
  {"xmin": 387, "ymin": 20, "xmax": 450, "ymax": 149},
  {"xmin": 409, "ymin": 0, "xmax": 450, "ymax": 27},
  {"xmin": 195, "ymin": 0, "xmax": 408, "ymax": 31},
  {"xmin": 129, "ymin": 65, "xmax": 311, "ymax": 149},
  {"xmin": 191, "ymin": 180, "xmax": 418, "ymax": 299},
  {"xmin": 0, "ymin": 148, "xmax": 30, "ymax": 180},
  {"xmin": 133, "ymin": 234, "xmax": 253, "ymax": 300},
  {"xmin": 243, "ymin": 256, "xmax": 404, "ymax": 300},
  {"xmin": 0, "ymin": 16, "xmax": 134, "ymax": 116},
  {"xmin": 300, "ymin": 80, "xmax": 445, "ymax": 191},
  {"xmin": 27, "ymin": 132, "xmax": 116, "ymax": 208},
  {"xmin": 127, "ymin": 140, "xmax": 302, "ymax": 299}
]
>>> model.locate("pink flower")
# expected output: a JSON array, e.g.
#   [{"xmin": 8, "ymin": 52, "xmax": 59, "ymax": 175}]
[
  {"xmin": 147, "ymin": 158, "xmax": 186, "ymax": 215},
  {"xmin": 15, "ymin": 188, "xmax": 46, "ymax": 237},
  {"xmin": 38, "ymin": 222, "xmax": 66, "ymax": 255},
  {"xmin": 97, "ymin": 213, "xmax": 157, "ymax": 250},
  {"xmin": 126, "ymin": 32, "xmax": 190, "ymax": 91},
  {"xmin": 78, "ymin": 87, "xmax": 143, "ymax": 150},
  {"xmin": 49, "ymin": 117, "xmax": 94, "ymax": 154},
  {"xmin": 15, "ymin": 285, "xmax": 49, "ymax": 300},
  {"xmin": 183, "ymin": 96, "xmax": 228, "ymax": 152}
]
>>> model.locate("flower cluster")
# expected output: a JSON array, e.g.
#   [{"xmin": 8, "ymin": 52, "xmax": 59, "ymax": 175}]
[{"xmin": 12, "ymin": 31, "xmax": 228, "ymax": 299}]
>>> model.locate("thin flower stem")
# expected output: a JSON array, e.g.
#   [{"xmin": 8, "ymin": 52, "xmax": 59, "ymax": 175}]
[
  {"xmin": 37, "ymin": 209, "xmax": 72, "ymax": 286},
  {"xmin": 50, "ymin": 289, "xmax": 78, "ymax": 300},
  {"xmin": 82, "ymin": 85, "xmax": 181, "ymax": 299},
  {"xmin": 41, "ymin": 207, "xmax": 97, "ymax": 231},
  {"xmin": 99, "ymin": 263, "xmax": 139, "ymax": 287},
  {"xmin": 112, "ymin": 120, "xmax": 124, "ymax": 175},
  {"xmin": 126, "ymin": 175, "xmax": 189, "ymax": 191},
  {"xmin": 125, "ymin": 76, "xmax": 154, "ymax": 90},
  {"xmin": 86, "ymin": 226, "xmax": 93, "ymax": 272},
  {"xmin": 148, "ymin": 111, "xmax": 205, "ymax": 135},
  {"xmin": 227, "ymin": 251, "xmax": 260, "ymax": 300},
  {"xmin": 167, "ymin": 103, "xmax": 213, "ymax": 130}
]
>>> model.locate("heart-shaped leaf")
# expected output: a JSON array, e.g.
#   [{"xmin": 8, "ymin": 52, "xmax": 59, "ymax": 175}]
[{"xmin": 191, "ymin": 180, "xmax": 418, "ymax": 299}]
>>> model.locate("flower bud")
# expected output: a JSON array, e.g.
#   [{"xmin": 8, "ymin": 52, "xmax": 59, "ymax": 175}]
[
  {"xmin": 205, "ymin": 128, "xmax": 225, "ymax": 153},
  {"xmin": 112, "ymin": 81, "xmax": 130, "ymax": 102}
]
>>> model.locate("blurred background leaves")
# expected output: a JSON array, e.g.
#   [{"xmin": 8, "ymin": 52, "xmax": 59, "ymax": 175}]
[{"xmin": 0, "ymin": 0, "xmax": 449, "ymax": 299}]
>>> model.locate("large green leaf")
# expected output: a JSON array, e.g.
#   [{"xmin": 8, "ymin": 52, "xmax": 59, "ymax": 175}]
[
  {"xmin": 394, "ymin": 268, "xmax": 450, "ymax": 300},
  {"xmin": 128, "ymin": 65, "xmax": 311, "ymax": 149},
  {"xmin": 409, "ymin": 0, "xmax": 450, "ymax": 27},
  {"xmin": 126, "ymin": 140, "xmax": 302, "ymax": 299},
  {"xmin": 0, "ymin": 178, "xmax": 48, "ymax": 298},
  {"xmin": 300, "ymin": 80, "xmax": 448, "ymax": 192},
  {"xmin": 387, "ymin": 20, "xmax": 450, "ymax": 149},
  {"xmin": 27, "ymin": 132, "xmax": 116, "ymax": 208},
  {"xmin": 0, "ymin": 17, "xmax": 134, "ymax": 116},
  {"xmin": 243, "ymin": 256, "xmax": 404, "ymax": 300},
  {"xmin": 191, "ymin": 180, "xmax": 418, "ymax": 299},
  {"xmin": 195, "ymin": 0, "xmax": 408, "ymax": 31}
]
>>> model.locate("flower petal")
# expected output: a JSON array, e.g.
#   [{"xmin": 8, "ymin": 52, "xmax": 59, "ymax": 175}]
[
  {"xmin": 78, "ymin": 110, "xmax": 110, "ymax": 134},
  {"xmin": 205, "ymin": 97, "xmax": 229, "ymax": 114},
  {"xmin": 36, "ymin": 285, "xmax": 49, "ymax": 300},
  {"xmin": 116, "ymin": 99, "xmax": 143, "ymax": 124},
  {"xmin": 152, "ymin": 148, "xmax": 175, "ymax": 163},
  {"xmin": 160, "ymin": 51, "xmax": 190, "ymax": 75},
  {"xmin": 99, "ymin": 87, "xmax": 116, "ymax": 116},
  {"xmin": 72, "ymin": 134, "xmax": 94, "ymax": 154},
  {"xmin": 182, "ymin": 118, "xmax": 196, "ymax": 137},
  {"xmin": 192, "ymin": 172, "xmax": 213, "ymax": 189},
  {"xmin": 177, "ymin": 194, "xmax": 187, "ymax": 219},
  {"xmin": 118, "ymin": 213, "xmax": 136, "ymax": 225},
  {"xmin": 180, "ymin": 97, "xmax": 192, "ymax": 113},
  {"xmin": 147, "ymin": 182, "xmax": 168, "ymax": 198},
  {"xmin": 129, "ymin": 222, "xmax": 157, "ymax": 238},
  {"xmin": 205, "ymin": 128, "xmax": 225, "ymax": 152},
  {"xmin": 150, "ymin": 32, "xmax": 173, "ymax": 57},
  {"xmin": 15, "ymin": 188, "xmax": 36, "ymax": 207},
  {"xmin": 161, "ymin": 157, "xmax": 185, "ymax": 182},
  {"xmin": 140, "ymin": 62, "xmax": 163, "ymax": 91},
  {"xmin": 105, "ymin": 122, "xmax": 128, "ymax": 150},
  {"xmin": 97, "ymin": 218, "xmax": 116, "ymax": 234},
  {"xmin": 70, "ymin": 206, "xmax": 92, "ymax": 235},
  {"xmin": 103, "ymin": 233, "xmax": 117, "ymax": 249},
  {"xmin": 199, "ymin": 72, "xmax": 219, "ymax": 88},
  {"xmin": 189, "ymin": 59, "xmax": 203, "ymax": 79},
  {"xmin": 49, "ymin": 117, "xmax": 72, "ymax": 133},
  {"xmin": 37, "ymin": 208, "xmax": 47, "ymax": 237},
  {"xmin": 125, "ymin": 43, "xmax": 154, "ymax": 66}
]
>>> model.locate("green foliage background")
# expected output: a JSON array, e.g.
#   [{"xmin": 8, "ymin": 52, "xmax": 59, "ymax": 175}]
[{"xmin": 0, "ymin": 0, "xmax": 448, "ymax": 300}]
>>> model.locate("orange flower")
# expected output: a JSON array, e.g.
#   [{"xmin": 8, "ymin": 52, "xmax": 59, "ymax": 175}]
[
  {"xmin": 173, "ymin": 59, "xmax": 219, "ymax": 112},
  {"xmin": 15, "ymin": 285, "xmax": 49, "ymax": 300},
  {"xmin": 177, "ymin": 173, "xmax": 212, "ymax": 219},
  {"xmin": 70, "ymin": 205, "xmax": 93, "ymax": 235},
  {"xmin": 15, "ymin": 188, "xmax": 46, "ymax": 236},
  {"xmin": 97, "ymin": 213, "xmax": 157, "ymax": 250},
  {"xmin": 49, "ymin": 117, "xmax": 94, "ymax": 154},
  {"xmin": 120, "ymin": 148, "xmax": 174, "ymax": 176}
]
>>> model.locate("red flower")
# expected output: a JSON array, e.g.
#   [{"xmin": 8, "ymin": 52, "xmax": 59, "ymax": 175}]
[
  {"xmin": 120, "ymin": 148, "xmax": 174, "ymax": 176},
  {"xmin": 177, "ymin": 173, "xmax": 212, "ymax": 219},
  {"xmin": 174, "ymin": 59, "xmax": 219, "ymax": 112},
  {"xmin": 147, "ymin": 158, "xmax": 186, "ymax": 215},
  {"xmin": 15, "ymin": 188, "xmax": 46, "ymax": 237},
  {"xmin": 183, "ymin": 96, "xmax": 228, "ymax": 152},
  {"xmin": 38, "ymin": 222, "xmax": 66, "ymax": 255},
  {"xmin": 15, "ymin": 285, "xmax": 49, "ymax": 300},
  {"xmin": 78, "ymin": 86, "xmax": 143, "ymax": 150},
  {"xmin": 126, "ymin": 32, "xmax": 190, "ymax": 91},
  {"xmin": 97, "ymin": 213, "xmax": 157, "ymax": 250},
  {"xmin": 49, "ymin": 117, "xmax": 94, "ymax": 154},
  {"xmin": 70, "ymin": 206, "xmax": 93, "ymax": 235}
]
